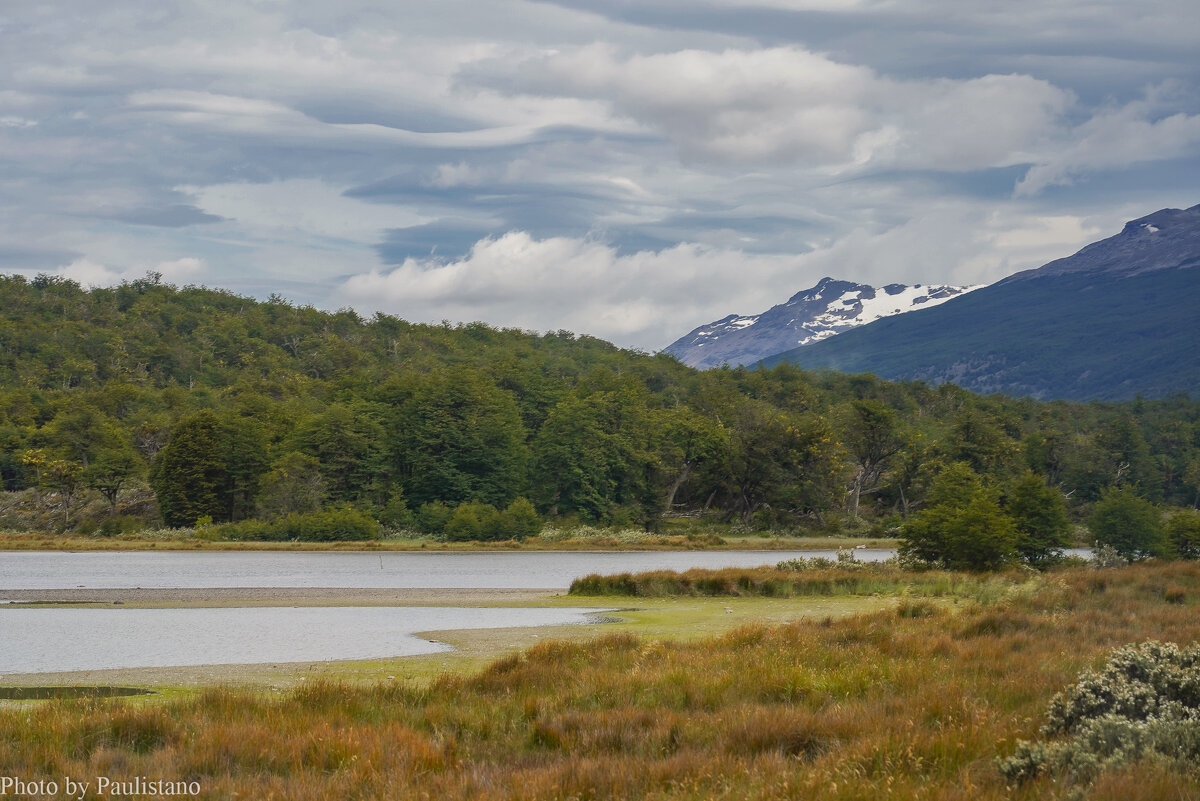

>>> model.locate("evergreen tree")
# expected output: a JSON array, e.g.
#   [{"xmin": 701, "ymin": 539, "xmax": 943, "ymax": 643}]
[
  {"xmin": 1088, "ymin": 488, "xmax": 1165, "ymax": 560},
  {"xmin": 900, "ymin": 463, "xmax": 1019, "ymax": 570},
  {"xmin": 150, "ymin": 410, "xmax": 227, "ymax": 527},
  {"xmin": 1005, "ymin": 471, "xmax": 1072, "ymax": 566},
  {"xmin": 1166, "ymin": 509, "xmax": 1200, "ymax": 560}
]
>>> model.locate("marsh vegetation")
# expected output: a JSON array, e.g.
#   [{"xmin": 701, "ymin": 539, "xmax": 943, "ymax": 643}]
[{"xmin": 5, "ymin": 561, "xmax": 1200, "ymax": 799}]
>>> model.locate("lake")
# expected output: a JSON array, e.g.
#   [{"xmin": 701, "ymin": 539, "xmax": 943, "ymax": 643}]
[
  {"xmin": 0, "ymin": 549, "xmax": 897, "ymax": 591},
  {"xmin": 0, "ymin": 605, "xmax": 611, "ymax": 674},
  {"xmin": 2, "ymin": 549, "xmax": 891, "ymax": 674}
]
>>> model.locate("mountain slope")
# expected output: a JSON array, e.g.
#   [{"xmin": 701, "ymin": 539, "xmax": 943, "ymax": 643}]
[
  {"xmin": 762, "ymin": 204, "xmax": 1200, "ymax": 401},
  {"xmin": 665, "ymin": 277, "xmax": 974, "ymax": 369}
]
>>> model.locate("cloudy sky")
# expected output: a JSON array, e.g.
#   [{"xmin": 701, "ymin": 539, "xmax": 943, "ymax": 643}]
[{"xmin": 3, "ymin": 1, "xmax": 1199, "ymax": 349}]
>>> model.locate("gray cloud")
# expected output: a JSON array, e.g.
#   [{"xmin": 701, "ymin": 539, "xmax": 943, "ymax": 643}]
[{"xmin": 1, "ymin": 0, "xmax": 1198, "ymax": 349}]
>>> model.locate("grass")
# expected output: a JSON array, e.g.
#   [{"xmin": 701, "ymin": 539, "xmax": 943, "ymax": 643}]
[
  {"xmin": 568, "ymin": 564, "xmax": 1027, "ymax": 603},
  {"xmin": 6, "ymin": 562, "xmax": 1200, "ymax": 798}
]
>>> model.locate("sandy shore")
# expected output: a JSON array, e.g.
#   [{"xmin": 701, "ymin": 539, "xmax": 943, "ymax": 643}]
[{"xmin": 0, "ymin": 587, "xmax": 560, "ymax": 607}]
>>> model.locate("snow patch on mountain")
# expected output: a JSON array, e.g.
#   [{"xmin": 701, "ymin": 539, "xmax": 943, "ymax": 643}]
[{"xmin": 666, "ymin": 277, "xmax": 978, "ymax": 369}]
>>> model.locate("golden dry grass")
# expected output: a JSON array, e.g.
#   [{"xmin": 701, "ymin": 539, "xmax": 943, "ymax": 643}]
[{"xmin": 4, "ymin": 562, "xmax": 1200, "ymax": 800}]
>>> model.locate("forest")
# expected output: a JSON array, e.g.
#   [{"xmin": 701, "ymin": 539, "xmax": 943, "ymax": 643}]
[{"xmin": 1, "ymin": 272, "xmax": 1198, "ymax": 562}]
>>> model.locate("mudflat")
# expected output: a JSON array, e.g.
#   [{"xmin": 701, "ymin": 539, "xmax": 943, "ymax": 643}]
[{"xmin": 0, "ymin": 587, "xmax": 558, "ymax": 607}]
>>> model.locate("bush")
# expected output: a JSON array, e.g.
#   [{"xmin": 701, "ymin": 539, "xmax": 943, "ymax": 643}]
[
  {"xmin": 420, "ymin": 498, "xmax": 543, "ymax": 542},
  {"xmin": 215, "ymin": 508, "xmax": 381, "ymax": 542},
  {"xmin": 495, "ymin": 497, "xmax": 542, "ymax": 541},
  {"xmin": 999, "ymin": 640, "xmax": 1200, "ymax": 783},
  {"xmin": 213, "ymin": 519, "xmax": 282, "ymax": 541},
  {"xmin": 377, "ymin": 489, "xmax": 413, "ymax": 530},
  {"xmin": 277, "ymin": 507, "xmax": 381, "ymax": 542},
  {"xmin": 1089, "ymin": 542, "xmax": 1129, "ymax": 569},
  {"xmin": 415, "ymin": 501, "xmax": 453, "ymax": 536},
  {"xmin": 443, "ymin": 502, "xmax": 501, "ymax": 542}
]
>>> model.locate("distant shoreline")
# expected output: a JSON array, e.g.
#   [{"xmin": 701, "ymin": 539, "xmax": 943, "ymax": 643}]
[{"xmin": 0, "ymin": 534, "xmax": 899, "ymax": 553}]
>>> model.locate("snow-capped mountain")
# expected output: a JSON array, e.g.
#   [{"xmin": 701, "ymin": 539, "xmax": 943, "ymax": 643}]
[
  {"xmin": 764, "ymin": 203, "xmax": 1200, "ymax": 401},
  {"xmin": 665, "ymin": 278, "xmax": 978, "ymax": 369}
]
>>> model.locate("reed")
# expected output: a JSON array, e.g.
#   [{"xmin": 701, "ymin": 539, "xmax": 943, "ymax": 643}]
[{"xmin": 3, "ymin": 562, "xmax": 1200, "ymax": 799}]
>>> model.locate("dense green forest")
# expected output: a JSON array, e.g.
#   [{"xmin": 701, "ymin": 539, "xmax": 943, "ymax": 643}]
[{"xmin": 1, "ymin": 272, "xmax": 1198, "ymax": 555}]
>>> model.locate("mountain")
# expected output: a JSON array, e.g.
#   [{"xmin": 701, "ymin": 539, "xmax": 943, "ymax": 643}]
[
  {"xmin": 665, "ymin": 278, "xmax": 976, "ymax": 369},
  {"xmin": 762, "ymin": 204, "xmax": 1200, "ymax": 401}
]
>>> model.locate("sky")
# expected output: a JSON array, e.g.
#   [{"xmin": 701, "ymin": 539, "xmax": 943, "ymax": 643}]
[{"xmin": 2, "ymin": 0, "xmax": 1199, "ymax": 351}]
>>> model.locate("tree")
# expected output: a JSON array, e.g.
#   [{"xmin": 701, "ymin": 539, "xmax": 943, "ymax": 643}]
[
  {"xmin": 900, "ymin": 463, "xmax": 1018, "ymax": 570},
  {"xmin": 942, "ymin": 409, "xmax": 1020, "ymax": 477},
  {"xmin": 707, "ymin": 399, "xmax": 843, "ymax": 526},
  {"xmin": 530, "ymin": 382, "xmax": 654, "ymax": 523},
  {"xmin": 839, "ymin": 399, "xmax": 902, "ymax": 519},
  {"xmin": 1166, "ymin": 509, "xmax": 1200, "ymax": 560},
  {"xmin": 1087, "ymin": 488, "xmax": 1165, "ymax": 560},
  {"xmin": 657, "ymin": 407, "xmax": 726, "ymax": 515},
  {"xmin": 150, "ymin": 410, "xmax": 227, "ymax": 527},
  {"xmin": 42, "ymin": 403, "xmax": 121, "ymax": 467},
  {"xmin": 43, "ymin": 458, "xmax": 83, "ymax": 530},
  {"xmin": 256, "ymin": 451, "xmax": 326, "ymax": 519},
  {"xmin": 1005, "ymin": 471, "xmax": 1071, "ymax": 566},
  {"xmin": 220, "ymin": 415, "xmax": 269, "ymax": 522},
  {"xmin": 20, "ymin": 448, "xmax": 46, "ymax": 503},
  {"xmin": 294, "ymin": 404, "xmax": 389, "ymax": 507},
  {"xmin": 85, "ymin": 445, "xmax": 141, "ymax": 518},
  {"xmin": 392, "ymin": 371, "xmax": 529, "ymax": 508}
]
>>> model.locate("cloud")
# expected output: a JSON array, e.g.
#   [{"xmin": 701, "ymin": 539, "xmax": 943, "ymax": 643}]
[
  {"xmin": 339, "ymin": 231, "xmax": 814, "ymax": 346},
  {"xmin": 337, "ymin": 205, "xmax": 1106, "ymax": 349},
  {"xmin": 1016, "ymin": 85, "xmax": 1200, "ymax": 195},
  {"xmin": 485, "ymin": 44, "xmax": 1071, "ymax": 171},
  {"xmin": 180, "ymin": 179, "xmax": 429, "ymax": 244},
  {"xmin": 51, "ymin": 256, "xmax": 208, "ymax": 288},
  {"xmin": 2, "ymin": 0, "xmax": 1198, "ymax": 348}
]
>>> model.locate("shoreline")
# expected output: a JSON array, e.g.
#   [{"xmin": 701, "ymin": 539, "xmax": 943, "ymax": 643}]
[
  {"xmin": 0, "ymin": 535, "xmax": 899, "ymax": 553},
  {"xmin": 0, "ymin": 587, "xmax": 562, "ymax": 607}
]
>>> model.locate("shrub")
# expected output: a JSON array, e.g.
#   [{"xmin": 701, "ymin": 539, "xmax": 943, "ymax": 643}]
[
  {"xmin": 215, "ymin": 508, "xmax": 381, "ymax": 542},
  {"xmin": 415, "ymin": 501, "xmax": 453, "ymax": 536},
  {"xmin": 378, "ymin": 488, "xmax": 414, "ymax": 530},
  {"xmin": 215, "ymin": 519, "xmax": 281, "ymax": 541},
  {"xmin": 277, "ymin": 507, "xmax": 381, "ymax": 542},
  {"xmin": 1089, "ymin": 542, "xmax": 1129, "ymax": 569},
  {"xmin": 999, "ymin": 640, "xmax": 1200, "ymax": 783},
  {"xmin": 443, "ymin": 502, "xmax": 501, "ymax": 542},
  {"xmin": 495, "ymin": 497, "xmax": 542, "ymax": 541}
]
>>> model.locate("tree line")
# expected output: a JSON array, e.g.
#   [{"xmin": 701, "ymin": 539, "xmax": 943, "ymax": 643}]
[{"xmin": 1, "ymin": 273, "xmax": 1198, "ymax": 552}]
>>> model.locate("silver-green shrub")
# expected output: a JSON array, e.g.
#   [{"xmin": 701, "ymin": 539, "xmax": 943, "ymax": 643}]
[
  {"xmin": 999, "ymin": 640, "xmax": 1200, "ymax": 783},
  {"xmin": 1089, "ymin": 542, "xmax": 1129, "ymax": 569}
]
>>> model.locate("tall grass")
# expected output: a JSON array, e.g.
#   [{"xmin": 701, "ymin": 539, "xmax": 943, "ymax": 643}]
[
  {"xmin": 569, "ymin": 564, "xmax": 1024, "ymax": 603},
  {"xmin": 4, "ymin": 562, "xmax": 1200, "ymax": 799}
]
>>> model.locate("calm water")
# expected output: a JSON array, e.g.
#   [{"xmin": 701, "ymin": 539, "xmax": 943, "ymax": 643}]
[
  {"xmin": 0, "ymin": 606, "xmax": 610, "ymax": 674},
  {"xmin": 0, "ymin": 549, "xmax": 897, "ymax": 591}
]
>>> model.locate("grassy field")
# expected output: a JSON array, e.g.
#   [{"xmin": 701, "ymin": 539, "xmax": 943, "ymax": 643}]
[{"xmin": 4, "ymin": 563, "xmax": 1200, "ymax": 799}]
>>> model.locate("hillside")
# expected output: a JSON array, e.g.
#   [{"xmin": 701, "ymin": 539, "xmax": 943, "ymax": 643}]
[
  {"xmin": 764, "ymin": 205, "xmax": 1200, "ymax": 401},
  {"xmin": 0, "ymin": 272, "xmax": 1197, "ymax": 540}
]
